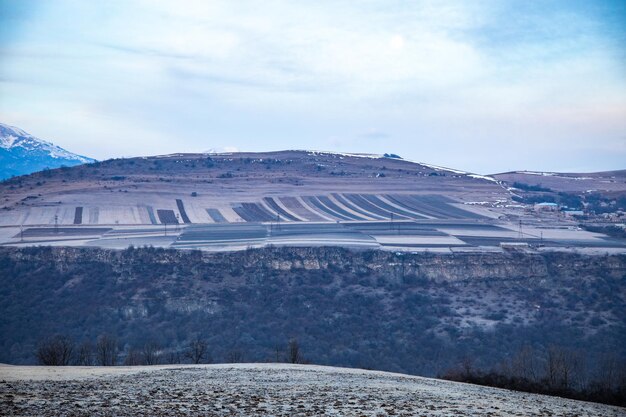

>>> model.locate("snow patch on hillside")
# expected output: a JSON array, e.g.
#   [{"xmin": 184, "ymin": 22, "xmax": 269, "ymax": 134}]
[
  {"xmin": 304, "ymin": 150, "xmax": 502, "ymax": 183},
  {"xmin": 467, "ymin": 173, "xmax": 498, "ymax": 182}
]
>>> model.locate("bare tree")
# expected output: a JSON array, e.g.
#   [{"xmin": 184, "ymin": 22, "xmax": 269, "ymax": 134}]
[
  {"xmin": 96, "ymin": 334, "xmax": 118, "ymax": 366},
  {"xmin": 545, "ymin": 345, "xmax": 579, "ymax": 390},
  {"xmin": 226, "ymin": 349, "xmax": 244, "ymax": 363},
  {"xmin": 569, "ymin": 350, "xmax": 587, "ymax": 391},
  {"xmin": 545, "ymin": 345, "xmax": 563, "ymax": 388},
  {"xmin": 185, "ymin": 337, "xmax": 208, "ymax": 364},
  {"xmin": 142, "ymin": 341, "xmax": 162, "ymax": 365},
  {"xmin": 594, "ymin": 352, "xmax": 623, "ymax": 392},
  {"xmin": 166, "ymin": 351, "xmax": 181, "ymax": 365},
  {"xmin": 36, "ymin": 335, "xmax": 74, "ymax": 366},
  {"xmin": 287, "ymin": 338, "xmax": 302, "ymax": 364},
  {"xmin": 273, "ymin": 344, "xmax": 283, "ymax": 363},
  {"xmin": 460, "ymin": 356, "xmax": 474, "ymax": 378},
  {"xmin": 75, "ymin": 341, "xmax": 94, "ymax": 366},
  {"xmin": 511, "ymin": 345, "xmax": 539, "ymax": 382},
  {"xmin": 124, "ymin": 347, "xmax": 142, "ymax": 366}
]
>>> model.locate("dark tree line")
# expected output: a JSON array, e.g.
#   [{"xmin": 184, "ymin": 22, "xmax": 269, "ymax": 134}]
[
  {"xmin": 36, "ymin": 334, "xmax": 305, "ymax": 367},
  {"xmin": 37, "ymin": 334, "xmax": 119, "ymax": 366},
  {"xmin": 440, "ymin": 345, "xmax": 626, "ymax": 407}
]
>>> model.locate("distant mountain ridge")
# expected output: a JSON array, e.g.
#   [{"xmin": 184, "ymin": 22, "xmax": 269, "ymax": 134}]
[{"xmin": 0, "ymin": 123, "xmax": 95, "ymax": 180}]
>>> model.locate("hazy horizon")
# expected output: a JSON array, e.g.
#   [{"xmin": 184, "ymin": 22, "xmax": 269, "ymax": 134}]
[{"xmin": 1, "ymin": 1, "xmax": 625, "ymax": 174}]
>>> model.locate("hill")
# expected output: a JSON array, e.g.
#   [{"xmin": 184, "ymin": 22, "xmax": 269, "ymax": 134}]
[
  {"xmin": 2, "ymin": 363, "xmax": 624, "ymax": 416},
  {"xmin": 493, "ymin": 170, "xmax": 626, "ymax": 213},
  {"xmin": 2, "ymin": 150, "xmax": 624, "ymax": 254},
  {"xmin": 0, "ymin": 150, "xmax": 506, "ymax": 225},
  {"xmin": 1, "ymin": 246, "xmax": 624, "ymax": 380},
  {"xmin": 0, "ymin": 123, "xmax": 95, "ymax": 180},
  {"xmin": 493, "ymin": 169, "xmax": 626, "ymax": 194}
]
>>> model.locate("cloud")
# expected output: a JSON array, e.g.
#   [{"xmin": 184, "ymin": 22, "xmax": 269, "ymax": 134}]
[
  {"xmin": 0, "ymin": 0, "xmax": 624, "ymax": 172},
  {"xmin": 358, "ymin": 129, "xmax": 390, "ymax": 140},
  {"xmin": 205, "ymin": 146, "xmax": 240, "ymax": 154}
]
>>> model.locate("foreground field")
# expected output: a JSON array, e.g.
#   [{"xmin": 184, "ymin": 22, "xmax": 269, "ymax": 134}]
[{"xmin": 1, "ymin": 363, "xmax": 623, "ymax": 416}]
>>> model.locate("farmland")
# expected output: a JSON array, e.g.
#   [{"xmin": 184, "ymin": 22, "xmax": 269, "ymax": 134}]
[
  {"xmin": 0, "ymin": 151, "xmax": 505, "ymax": 227},
  {"xmin": 1, "ymin": 151, "xmax": 624, "ymax": 253}
]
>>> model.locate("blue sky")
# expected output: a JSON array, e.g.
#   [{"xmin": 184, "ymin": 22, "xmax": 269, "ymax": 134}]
[{"xmin": 1, "ymin": 0, "xmax": 624, "ymax": 174}]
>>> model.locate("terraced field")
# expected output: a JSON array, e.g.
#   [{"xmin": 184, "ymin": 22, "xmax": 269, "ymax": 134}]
[
  {"xmin": 153, "ymin": 193, "xmax": 487, "ymax": 225},
  {"xmin": 1, "ymin": 193, "xmax": 487, "ymax": 226},
  {"xmin": 0, "ymin": 151, "xmax": 508, "ymax": 227},
  {"xmin": 156, "ymin": 209, "xmax": 178, "ymax": 224}
]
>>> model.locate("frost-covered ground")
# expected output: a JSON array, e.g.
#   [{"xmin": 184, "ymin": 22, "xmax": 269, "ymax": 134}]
[{"xmin": 1, "ymin": 363, "xmax": 623, "ymax": 416}]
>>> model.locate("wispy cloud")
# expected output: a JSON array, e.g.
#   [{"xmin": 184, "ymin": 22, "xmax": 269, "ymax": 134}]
[{"xmin": 358, "ymin": 129, "xmax": 390, "ymax": 140}]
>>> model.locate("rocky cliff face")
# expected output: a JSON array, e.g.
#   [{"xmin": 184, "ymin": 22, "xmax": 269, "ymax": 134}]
[
  {"xmin": 1, "ymin": 246, "xmax": 625, "ymax": 374},
  {"xmin": 7, "ymin": 245, "xmax": 622, "ymax": 282}
]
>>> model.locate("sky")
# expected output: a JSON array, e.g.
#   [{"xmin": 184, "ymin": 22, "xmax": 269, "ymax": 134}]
[{"xmin": 0, "ymin": 0, "xmax": 625, "ymax": 174}]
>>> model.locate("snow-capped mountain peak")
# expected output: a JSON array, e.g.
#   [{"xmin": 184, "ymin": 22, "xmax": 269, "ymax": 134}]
[
  {"xmin": 0, "ymin": 122, "xmax": 96, "ymax": 180},
  {"xmin": 0, "ymin": 123, "xmax": 93, "ymax": 163}
]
